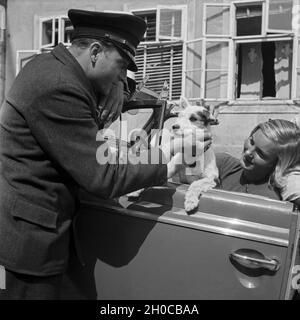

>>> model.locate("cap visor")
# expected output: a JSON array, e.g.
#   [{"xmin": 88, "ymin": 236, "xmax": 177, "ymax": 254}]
[
  {"xmin": 112, "ymin": 42, "xmax": 138, "ymax": 72},
  {"xmin": 128, "ymin": 60, "xmax": 138, "ymax": 72}
]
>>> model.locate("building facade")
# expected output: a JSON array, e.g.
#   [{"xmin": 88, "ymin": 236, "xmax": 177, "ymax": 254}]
[{"xmin": 2, "ymin": 0, "xmax": 300, "ymax": 156}]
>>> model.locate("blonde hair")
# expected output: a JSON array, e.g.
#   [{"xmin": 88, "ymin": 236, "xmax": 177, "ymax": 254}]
[{"xmin": 251, "ymin": 119, "xmax": 300, "ymax": 190}]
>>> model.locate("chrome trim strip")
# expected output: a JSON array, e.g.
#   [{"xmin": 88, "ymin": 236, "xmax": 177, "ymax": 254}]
[
  {"xmin": 82, "ymin": 201, "xmax": 289, "ymax": 247},
  {"xmin": 174, "ymin": 209, "xmax": 289, "ymax": 235}
]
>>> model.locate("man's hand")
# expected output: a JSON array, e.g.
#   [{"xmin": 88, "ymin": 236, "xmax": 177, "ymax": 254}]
[
  {"xmin": 98, "ymin": 80, "xmax": 125, "ymax": 124},
  {"xmin": 164, "ymin": 129, "xmax": 212, "ymax": 178},
  {"xmin": 162, "ymin": 129, "xmax": 212, "ymax": 163}
]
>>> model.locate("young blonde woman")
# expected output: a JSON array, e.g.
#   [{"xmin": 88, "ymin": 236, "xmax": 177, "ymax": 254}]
[
  {"xmin": 216, "ymin": 119, "xmax": 300, "ymax": 207},
  {"xmin": 270, "ymin": 119, "xmax": 300, "ymax": 207}
]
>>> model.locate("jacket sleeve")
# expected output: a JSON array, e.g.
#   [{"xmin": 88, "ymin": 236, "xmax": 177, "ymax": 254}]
[{"xmin": 25, "ymin": 83, "xmax": 167, "ymax": 198}]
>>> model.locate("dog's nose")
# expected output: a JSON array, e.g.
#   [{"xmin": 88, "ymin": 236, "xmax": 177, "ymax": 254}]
[
  {"xmin": 172, "ymin": 124, "xmax": 180, "ymax": 130},
  {"xmin": 244, "ymin": 150, "xmax": 254, "ymax": 162}
]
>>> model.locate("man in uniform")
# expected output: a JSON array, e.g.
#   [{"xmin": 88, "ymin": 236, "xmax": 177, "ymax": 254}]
[{"xmin": 0, "ymin": 9, "xmax": 211, "ymax": 299}]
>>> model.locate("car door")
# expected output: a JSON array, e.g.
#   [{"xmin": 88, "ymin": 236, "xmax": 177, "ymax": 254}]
[{"xmin": 74, "ymin": 183, "xmax": 299, "ymax": 300}]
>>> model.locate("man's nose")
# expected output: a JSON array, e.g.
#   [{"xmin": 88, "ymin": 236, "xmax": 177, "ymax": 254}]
[{"xmin": 172, "ymin": 124, "xmax": 180, "ymax": 130}]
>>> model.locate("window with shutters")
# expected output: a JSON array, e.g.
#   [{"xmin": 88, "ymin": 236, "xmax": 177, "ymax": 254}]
[
  {"xmin": 184, "ymin": 0, "xmax": 299, "ymax": 102},
  {"xmin": 17, "ymin": 8, "xmax": 187, "ymax": 100},
  {"xmin": 18, "ymin": 8, "xmax": 187, "ymax": 100},
  {"xmin": 132, "ymin": 6, "xmax": 187, "ymax": 101}
]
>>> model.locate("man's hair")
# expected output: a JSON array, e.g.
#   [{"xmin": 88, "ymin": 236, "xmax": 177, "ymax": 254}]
[
  {"xmin": 71, "ymin": 37, "xmax": 114, "ymax": 50},
  {"xmin": 251, "ymin": 119, "xmax": 300, "ymax": 190},
  {"xmin": 71, "ymin": 37, "xmax": 130, "ymax": 67}
]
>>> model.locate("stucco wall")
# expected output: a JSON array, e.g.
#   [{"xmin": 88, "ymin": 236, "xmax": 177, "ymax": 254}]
[
  {"xmin": 0, "ymin": 0, "xmax": 6, "ymax": 105},
  {"xmin": 212, "ymin": 103, "xmax": 299, "ymax": 158},
  {"xmin": 5, "ymin": 0, "xmax": 188, "ymax": 93},
  {"xmin": 3, "ymin": 0, "xmax": 300, "ymax": 158}
]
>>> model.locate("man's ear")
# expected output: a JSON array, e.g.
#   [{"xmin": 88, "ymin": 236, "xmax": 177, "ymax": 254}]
[{"xmin": 90, "ymin": 42, "xmax": 103, "ymax": 65}]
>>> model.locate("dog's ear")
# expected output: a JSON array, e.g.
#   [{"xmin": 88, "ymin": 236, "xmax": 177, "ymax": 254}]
[
  {"xmin": 199, "ymin": 109, "xmax": 210, "ymax": 120},
  {"xmin": 204, "ymin": 105, "xmax": 210, "ymax": 112},
  {"xmin": 180, "ymin": 96, "xmax": 190, "ymax": 109},
  {"xmin": 196, "ymin": 98, "xmax": 205, "ymax": 107},
  {"xmin": 210, "ymin": 105, "xmax": 220, "ymax": 119},
  {"xmin": 208, "ymin": 105, "xmax": 220, "ymax": 125}
]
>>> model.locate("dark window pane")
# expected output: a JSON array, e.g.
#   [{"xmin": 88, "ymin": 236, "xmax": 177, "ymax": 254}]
[{"xmin": 236, "ymin": 5, "xmax": 262, "ymax": 36}]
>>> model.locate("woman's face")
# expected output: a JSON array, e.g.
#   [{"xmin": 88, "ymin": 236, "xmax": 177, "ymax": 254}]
[{"xmin": 240, "ymin": 128, "xmax": 278, "ymax": 182}]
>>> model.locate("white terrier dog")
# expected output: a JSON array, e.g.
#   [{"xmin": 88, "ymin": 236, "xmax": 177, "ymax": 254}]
[
  {"xmin": 171, "ymin": 97, "xmax": 219, "ymax": 212},
  {"xmin": 127, "ymin": 97, "xmax": 219, "ymax": 212}
]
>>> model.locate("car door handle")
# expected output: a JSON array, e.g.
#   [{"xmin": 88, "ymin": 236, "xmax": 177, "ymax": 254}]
[{"xmin": 230, "ymin": 250, "xmax": 281, "ymax": 272}]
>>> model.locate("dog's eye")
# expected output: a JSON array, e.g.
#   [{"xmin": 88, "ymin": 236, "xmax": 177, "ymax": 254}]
[{"xmin": 189, "ymin": 116, "xmax": 198, "ymax": 122}]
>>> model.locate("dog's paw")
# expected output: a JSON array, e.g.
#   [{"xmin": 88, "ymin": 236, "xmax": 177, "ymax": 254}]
[
  {"xmin": 184, "ymin": 196, "xmax": 199, "ymax": 213},
  {"xmin": 127, "ymin": 189, "xmax": 144, "ymax": 198}
]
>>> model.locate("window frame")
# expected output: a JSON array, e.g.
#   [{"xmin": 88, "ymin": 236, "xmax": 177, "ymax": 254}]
[
  {"xmin": 234, "ymin": 36, "xmax": 294, "ymax": 100},
  {"xmin": 198, "ymin": 2, "xmax": 235, "ymax": 101},
  {"xmin": 131, "ymin": 6, "xmax": 187, "ymax": 101},
  {"xmin": 292, "ymin": 24, "xmax": 300, "ymax": 100},
  {"xmin": 204, "ymin": 38, "xmax": 232, "ymax": 101},
  {"xmin": 58, "ymin": 15, "xmax": 73, "ymax": 46},
  {"xmin": 184, "ymin": 0, "xmax": 298, "ymax": 103},
  {"xmin": 266, "ymin": 0, "xmax": 294, "ymax": 34},
  {"xmin": 16, "ymin": 50, "xmax": 40, "ymax": 75},
  {"xmin": 130, "ymin": 6, "xmax": 187, "ymax": 43},
  {"xmin": 232, "ymin": 0, "xmax": 267, "ymax": 38},
  {"xmin": 39, "ymin": 17, "xmax": 56, "ymax": 49},
  {"xmin": 39, "ymin": 15, "xmax": 72, "ymax": 50},
  {"xmin": 203, "ymin": 3, "xmax": 232, "ymax": 38},
  {"xmin": 233, "ymin": 0, "xmax": 297, "ymax": 101},
  {"xmin": 183, "ymin": 38, "xmax": 205, "ymax": 101},
  {"xmin": 156, "ymin": 5, "xmax": 187, "ymax": 41},
  {"xmin": 130, "ymin": 7, "xmax": 159, "ymax": 43}
]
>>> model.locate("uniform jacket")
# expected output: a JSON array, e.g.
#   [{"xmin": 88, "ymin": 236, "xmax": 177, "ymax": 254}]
[{"xmin": 0, "ymin": 43, "xmax": 167, "ymax": 276}]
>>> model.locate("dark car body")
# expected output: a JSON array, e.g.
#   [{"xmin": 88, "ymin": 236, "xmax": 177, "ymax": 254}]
[{"xmin": 72, "ymin": 183, "xmax": 300, "ymax": 300}]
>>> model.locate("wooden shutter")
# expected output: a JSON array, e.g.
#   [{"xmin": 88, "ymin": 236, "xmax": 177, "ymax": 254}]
[
  {"xmin": 133, "ymin": 6, "xmax": 186, "ymax": 100},
  {"xmin": 135, "ymin": 42, "xmax": 183, "ymax": 100}
]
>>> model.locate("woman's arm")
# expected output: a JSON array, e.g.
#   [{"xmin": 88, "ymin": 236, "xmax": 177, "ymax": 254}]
[
  {"xmin": 281, "ymin": 173, "xmax": 300, "ymax": 207},
  {"xmin": 292, "ymin": 197, "xmax": 300, "ymax": 207}
]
